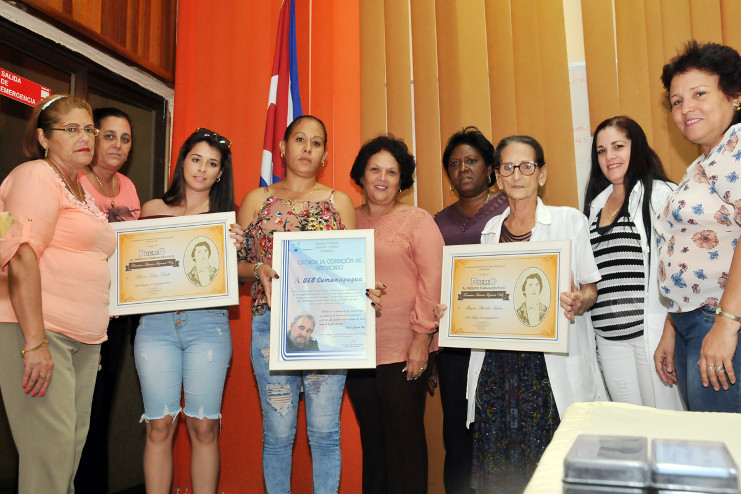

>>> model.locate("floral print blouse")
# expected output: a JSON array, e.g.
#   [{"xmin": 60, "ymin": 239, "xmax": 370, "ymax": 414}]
[
  {"xmin": 244, "ymin": 193, "xmax": 344, "ymax": 314},
  {"xmin": 655, "ymin": 123, "xmax": 741, "ymax": 312}
]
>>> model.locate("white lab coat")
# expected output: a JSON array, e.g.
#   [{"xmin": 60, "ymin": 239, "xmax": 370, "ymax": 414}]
[{"xmin": 466, "ymin": 198, "xmax": 608, "ymax": 426}]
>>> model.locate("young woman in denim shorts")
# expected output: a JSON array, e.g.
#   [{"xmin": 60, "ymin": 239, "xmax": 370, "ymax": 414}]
[{"xmin": 134, "ymin": 128, "xmax": 239, "ymax": 492}]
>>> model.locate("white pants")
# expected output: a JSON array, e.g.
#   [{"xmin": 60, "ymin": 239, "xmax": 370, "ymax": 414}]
[{"xmin": 596, "ymin": 334, "xmax": 655, "ymax": 407}]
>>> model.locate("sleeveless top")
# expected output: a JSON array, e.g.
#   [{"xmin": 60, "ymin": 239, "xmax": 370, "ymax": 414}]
[{"xmin": 245, "ymin": 190, "xmax": 344, "ymax": 314}]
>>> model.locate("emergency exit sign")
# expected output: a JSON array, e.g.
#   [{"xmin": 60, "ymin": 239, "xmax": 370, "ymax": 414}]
[{"xmin": 1, "ymin": 67, "xmax": 51, "ymax": 107}]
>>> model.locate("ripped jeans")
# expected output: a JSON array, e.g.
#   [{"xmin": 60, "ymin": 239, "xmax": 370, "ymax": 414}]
[
  {"xmin": 251, "ymin": 309, "xmax": 345, "ymax": 494},
  {"xmin": 134, "ymin": 309, "xmax": 232, "ymax": 421}
]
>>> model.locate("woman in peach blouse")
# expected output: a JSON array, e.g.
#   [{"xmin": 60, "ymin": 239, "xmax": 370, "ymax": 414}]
[
  {"xmin": 345, "ymin": 135, "xmax": 444, "ymax": 494},
  {"xmin": 0, "ymin": 94, "xmax": 116, "ymax": 494}
]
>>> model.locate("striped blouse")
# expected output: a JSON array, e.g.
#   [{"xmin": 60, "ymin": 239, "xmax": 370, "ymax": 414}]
[{"xmin": 589, "ymin": 212, "xmax": 645, "ymax": 340}]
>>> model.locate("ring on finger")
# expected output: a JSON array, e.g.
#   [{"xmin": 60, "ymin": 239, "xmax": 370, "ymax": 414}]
[
  {"xmin": 39, "ymin": 375, "xmax": 47, "ymax": 380},
  {"xmin": 708, "ymin": 365, "xmax": 725, "ymax": 372}
]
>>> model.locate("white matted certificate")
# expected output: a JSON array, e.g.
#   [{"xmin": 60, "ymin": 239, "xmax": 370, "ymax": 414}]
[
  {"xmin": 269, "ymin": 230, "xmax": 376, "ymax": 370},
  {"xmin": 439, "ymin": 240, "xmax": 571, "ymax": 353},
  {"xmin": 108, "ymin": 212, "xmax": 239, "ymax": 315}
]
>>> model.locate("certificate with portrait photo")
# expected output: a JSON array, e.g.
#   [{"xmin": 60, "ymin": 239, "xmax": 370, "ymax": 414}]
[
  {"xmin": 269, "ymin": 230, "xmax": 376, "ymax": 370},
  {"xmin": 438, "ymin": 240, "xmax": 571, "ymax": 353},
  {"xmin": 108, "ymin": 212, "xmax": 239, "ymax": 315}
]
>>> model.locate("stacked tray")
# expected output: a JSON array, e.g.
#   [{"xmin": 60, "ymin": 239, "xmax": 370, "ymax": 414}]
[{"xmin": 563, "ymin": 435, "xmax": 739, "ymax": 494}]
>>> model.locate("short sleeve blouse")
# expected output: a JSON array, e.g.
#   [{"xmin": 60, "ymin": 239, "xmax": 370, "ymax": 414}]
[
  {"xmin": 655, "ymin": 123, "xmax": 741, "ymax": 312},
  {"xmin": 0, "ymin": 160, "xmax": 116, "ymax": 343}
]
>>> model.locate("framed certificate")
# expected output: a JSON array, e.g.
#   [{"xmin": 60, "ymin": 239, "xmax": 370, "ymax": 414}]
[
  {"xmin": 108, "ymin": 212, "xmax": 239, "ymax": 315},
  {"xmin": 269, "ymin": 230, "xmax": 376, "ymax": 370},
  {"xmin": 438, "ymin": 240, "xmax": 571, "ymax": 353}
]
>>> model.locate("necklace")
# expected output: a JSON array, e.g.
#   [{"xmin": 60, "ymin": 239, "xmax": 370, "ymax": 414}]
[
  {"xmin": 90, "ymin": 167, "xmax": 117, "ymax": 207},
  {"xmin": 48, "ymin": 160, "xmax": 83, "ymax": 202},
  {"xmin": 605, "ymin": 203, "xmax": 622, "ymax": 221},
  {"xmin": 460, "ymin": 190, "xmax": 492, "ymax": 232},
  {"xmin": 183, "ymin": 198, "xmax": 210, "ymax": 215}
]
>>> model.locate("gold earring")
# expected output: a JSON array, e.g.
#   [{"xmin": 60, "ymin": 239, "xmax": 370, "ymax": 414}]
[
  {"xmin": 280, "ymin": 152, "xmax": 285, "ymax": 158},
  {"xmin": 734, "ymin": 101, "xmax": 741, "ymax": 111},
  {"xmin": 321, "ymin": 161, "xmax": 326, "ymax": 167},
  {"xmin": 449, "ymin": 184, "xmax": 454, "ymax": 192}
]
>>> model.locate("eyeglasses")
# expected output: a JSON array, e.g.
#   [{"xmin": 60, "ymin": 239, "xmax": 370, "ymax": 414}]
[
  {"xmin": 498, "ymin": 161, "xmax": 540, "ymax": 177},
  {"xmin": 196, "ymin": 127, "xmax": 231, "ymax": 149},
  {"xmin": 49, "ymin": 126, "xmax": 100, "ymax": 137}
]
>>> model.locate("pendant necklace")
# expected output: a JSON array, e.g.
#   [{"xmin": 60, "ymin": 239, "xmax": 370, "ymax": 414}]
[
  {"xmin": 48, "ymin": 159, "xmax": 83, "ymax": 202},
  {"xmin": 184, "ymin": 199, "xmax": 210, "ymax": 215},
  {"xmin": 90, "ymin": 167, "xmax": 117, "ymax": 207}
]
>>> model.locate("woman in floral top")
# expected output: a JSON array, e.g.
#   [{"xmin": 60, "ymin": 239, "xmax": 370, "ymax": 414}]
[
  {"xmin": 238, "ymin": 115, "xmax": 378, "ymax": 494},
  {"xmin": 654, "ymin": 41, "xmax": 741, "ymax": 412}
]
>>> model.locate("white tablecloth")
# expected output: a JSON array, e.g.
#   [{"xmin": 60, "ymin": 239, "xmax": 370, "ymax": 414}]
[{"xmin": 525, "ymin": 401, "xmax": 741, "ymax": 493}]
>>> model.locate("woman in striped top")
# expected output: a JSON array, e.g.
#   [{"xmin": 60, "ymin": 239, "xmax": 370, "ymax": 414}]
[{"xmin": 583, "ymin": 116, "xmax": 683, "ymax": 410}]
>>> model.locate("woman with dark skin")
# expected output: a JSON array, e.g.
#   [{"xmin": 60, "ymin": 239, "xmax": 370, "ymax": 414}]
[{"xmin": 433, "ymin": 127, "xmax": 507, "ymax": 494}]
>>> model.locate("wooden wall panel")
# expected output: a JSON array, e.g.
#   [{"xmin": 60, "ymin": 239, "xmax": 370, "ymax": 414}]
[{"xmin": 19, "ymin": 0, "xmax": 176, "ymax": 82}]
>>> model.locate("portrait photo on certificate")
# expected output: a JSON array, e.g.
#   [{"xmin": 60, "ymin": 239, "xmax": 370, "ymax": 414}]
[
  {"xmin": 439, "ymin": 240, "xmax": 571, "ymax": 353},
  {"xmin": 108, "ymin": 212, "xmax": 239, "ymax": 315},
  {"xmin": 269, "ymin": 230, "xmax": 376, "ymax": 370}
]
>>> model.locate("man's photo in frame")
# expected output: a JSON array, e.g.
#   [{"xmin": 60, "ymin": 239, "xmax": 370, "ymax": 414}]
[{"xmin": 515, "ymin": 268, "xmax": 550, "ymax": 327}]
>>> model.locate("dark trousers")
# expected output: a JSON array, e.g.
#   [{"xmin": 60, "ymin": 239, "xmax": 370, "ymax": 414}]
[
  {"xmin": 74, "ymin": 316, "xmax": 134, "ymax": 494},
  {"xmin": 437, "ymin": 348, "xmax": 475, "ymax": 494},
  {"xmin": 346, "ymin": 358, "xmax": 433, "ymax": 494}
]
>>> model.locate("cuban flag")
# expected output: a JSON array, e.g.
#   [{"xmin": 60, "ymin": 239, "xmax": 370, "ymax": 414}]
[{"xmin": 260, "ymin": 0, "xmax": 302, "ymax": 186}]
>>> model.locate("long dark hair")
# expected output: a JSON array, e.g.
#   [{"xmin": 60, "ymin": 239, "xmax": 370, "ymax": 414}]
[
  {"xmin": 162, "ymin": 129, "xmax": 234, "ymax": 213},
  {"xmin": 583, "ymin": 116, "xmax": 672, "ymax": 242}
]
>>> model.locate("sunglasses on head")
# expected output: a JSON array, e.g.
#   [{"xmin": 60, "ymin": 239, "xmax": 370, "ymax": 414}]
[{"xmin": 196, "ymin": 127, "xmax": 231, "ymax": 149}]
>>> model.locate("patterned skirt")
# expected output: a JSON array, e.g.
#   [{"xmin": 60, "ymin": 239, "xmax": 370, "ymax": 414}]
[{"xmin": 471, "ymin": 349, "xmax": 560, "ymax": 493}]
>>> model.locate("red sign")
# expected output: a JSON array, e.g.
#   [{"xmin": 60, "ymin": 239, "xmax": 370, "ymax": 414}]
[{"xmin": 0, "ymin": 67, "xmax": 51, "ymax": 107}]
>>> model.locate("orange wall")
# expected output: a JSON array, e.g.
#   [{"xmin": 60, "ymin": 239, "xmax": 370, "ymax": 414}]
[{"xmin": 171, "ymin": 1, "xmax": 362, "ymax": 492}]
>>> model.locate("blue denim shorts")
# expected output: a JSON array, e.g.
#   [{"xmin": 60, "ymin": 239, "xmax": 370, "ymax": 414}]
[{"xmin": 134, "ymin": 308, "xmax": 232, "ymax": 421}]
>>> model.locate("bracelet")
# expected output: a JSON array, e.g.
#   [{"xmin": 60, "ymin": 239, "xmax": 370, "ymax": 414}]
[
  {"xmin": 715, "ymin": 306, "xmax": 741, "ymax": 324},
  {"xmin": 236, "ymin": 246, "xmax": 248, "ymax": 262},
  {"xmin": 254, "ymin": 262, "xmax": 264, "ymax": 281},
  {"xmin": 21, "ymin": 338, "xmax": 48, "ymax": 357}
]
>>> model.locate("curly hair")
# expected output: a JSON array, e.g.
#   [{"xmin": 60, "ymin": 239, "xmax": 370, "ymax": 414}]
[
  {"xmin": 349, "ymin": 135, "xmax": 416, "ymax": 191},
  {"xmin": 661, "ymin": 40, "xmax": 741, "ymax": 125}
]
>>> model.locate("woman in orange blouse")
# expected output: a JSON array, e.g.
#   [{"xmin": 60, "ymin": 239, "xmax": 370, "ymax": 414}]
[
  {"xmin": 346, "ymin": 135, "xmax": 444, "ymax": 494},
  {"xmin": 0, "ymin": 94, "xmax": 116, "ymax": 494}
]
